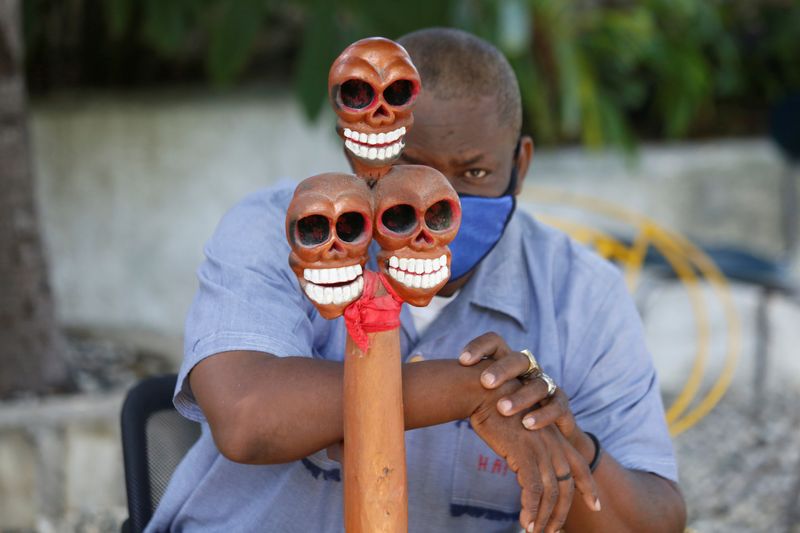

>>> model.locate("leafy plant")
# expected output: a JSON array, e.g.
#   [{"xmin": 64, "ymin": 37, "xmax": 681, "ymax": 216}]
[{"xmin": 22, "ymin": 0, "xmax": 800, "ymax": 148}]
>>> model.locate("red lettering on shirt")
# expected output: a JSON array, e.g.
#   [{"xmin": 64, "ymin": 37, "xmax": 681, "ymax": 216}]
[{"xmin": 477, "ymin": 454, "xmax": 489, "ymax": 471}]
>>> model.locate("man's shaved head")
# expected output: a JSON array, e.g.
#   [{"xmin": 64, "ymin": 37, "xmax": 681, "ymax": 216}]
[{"xmin": 398, "ymin": 27, "xmax": 522, "ymax": 136}]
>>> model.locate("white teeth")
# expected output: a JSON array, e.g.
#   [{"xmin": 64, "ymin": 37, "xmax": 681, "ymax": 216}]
[
  {"xmin": 359, "ymin": 145, "xmax": 369, "ymax": 158},
  {"xmin": 389, "ymin": 267, "xmax": 398, "ymax": 279},
  {"xmin": 304, "ymin": 269, "xmax": 311, "ymax": 281},
  {"xmin": 359, "ymin": 132, "xmax": 368, "ymax": 143},
  {"xmin": 346, "ymin": 265, "xmax": 356, "ymax": 281},
  {"xmin": 368, "ymin": 147, "xmax": 377, "ymax": 160},
  {"xmin": 344, "ymin": 128, "xmax": 352, "ymax": 139},
  {"xmin": 313, "ymin": 285, "xmax": 323, "ymax": 302},
  {"xmin": 396, "ymin": 270, "xmax": 406, "ymax": 283},
  {"xmin": 412, "ymin": 275, "xmax": 422, "ymax": 288},
  {"xmin": 355, "ymin": 264, "xmax": 363, "ymax": 275},
  {"xmin": 387, "ymin": 130, "xmax": 397, "ymax": 142},
  {"xmin": 421, "ymin": 274, "xmax": 431, "ymax": 288},
  {"xmin": 400, "ymin": 126, "xmax": 406, "ymax": 136},
  {"xmin": 358, "ymin": 276, "xmax": 364, "ymax": 292},
  {"xmin": 399, "ymin": 257, "xmax": 408, "ymax": 270},
  {"xmin": 432, "ymin": 258, "xmax": 440, "ymax": 270},
  {"xmin": 389, "ymin": 256, "xmax": 399, "ymax": 268},
  {"xmin": 377, "ymin": 148, "xmax": 386, "ymax": 160},
  {"xmin": 320, "ymin": 269, "xmax": 330, "ymax": 283},
  {"xmin": 305, "ymin": 284, "xmax": 314, "ymax": 298},
  {"xmin": 442, "ymin": 265, "xmax": 449, "ymax": 279},
  {"xmin": 342, "ymin": 285, "xmax": 351, "ymax": 301},
  {"xmin": 440, "ymin": 254, "xmax": 447, "ymax": 266},
  {"xmin": 424, "ymin": 259, "xmax": 433, "ymax": 273},
  {"xmin": 333, "ymin": 287, "xmax": 343, "ymax": 304},
  {"xmin": 324, "ymin": 287, "xmax": 334, "ymax": 304},
  {"xmin": 414, "ymin": 261, "xmax": 425, "ymax": 274},
  {"xmin": 377, "ymin": 132, "xmax": 386, "ymax": 144},
  {"xmin": 339, "ymin": 266, "xmax": 349, "ymax": 282},
  {"xmin": 407, "ymin": 258, "xmax": 416, "ymax": 272},
  {"xmin": 368, "ymin": 133, "xmax": 377, "ymax": 144},
  {"xmin": 312, "ymin": 270, "xmax": 321, "ymax": 283}
]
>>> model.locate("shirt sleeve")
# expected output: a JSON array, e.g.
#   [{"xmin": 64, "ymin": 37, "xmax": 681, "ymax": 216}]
[
  {"xmin": 566, "ymin": 272, "xmax": 678, "ymax": 483},
  {"xmin": 174, "ymin": 188, "xmax": 318, "ymax": 422}
]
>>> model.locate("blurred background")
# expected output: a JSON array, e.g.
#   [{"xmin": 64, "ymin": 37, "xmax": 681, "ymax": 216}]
[{"xmin": 1, "ymin": 0, "xmax": 799, "ymax": 531}]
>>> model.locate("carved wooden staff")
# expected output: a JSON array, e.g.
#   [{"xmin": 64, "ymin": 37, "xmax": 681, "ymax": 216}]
[{"xmin": 287, "ymin": 37, "xmax": 460, "ymax": 532}]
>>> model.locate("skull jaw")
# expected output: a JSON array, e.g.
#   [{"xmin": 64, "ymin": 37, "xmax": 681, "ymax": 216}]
[
  {"xmin": 376, "ymin": 249, "xmax": 451, "ymax": 307},
  {"xmin": 289, "ymin": 256, "xmax": 367, "ymax": 319},
  {"xmin": 338, "ymin": 119, "xmax": 412, "ymax": 182}
]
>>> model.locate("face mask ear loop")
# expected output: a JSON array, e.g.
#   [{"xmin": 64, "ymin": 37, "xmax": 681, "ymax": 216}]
[{"xmin": 501, "ymin": 136, "xmax": 524, "ymax": 197}]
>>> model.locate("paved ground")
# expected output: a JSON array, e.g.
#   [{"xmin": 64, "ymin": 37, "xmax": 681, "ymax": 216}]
[{"xmin": 677, "ymin": 387, "xmax": 800, "ymax": 533}]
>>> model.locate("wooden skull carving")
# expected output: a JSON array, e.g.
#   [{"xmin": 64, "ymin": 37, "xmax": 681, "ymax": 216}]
[
  {"xmin": 328, "ymin": 37, "xmax": 421, "ymax": 181},
  {"xmin": 373, "ymin": 166, "xmax": 461, "ymax": 306},
  {"xmin": 286, "ymin": 173, "xmax": 373, "ymax": 319}
]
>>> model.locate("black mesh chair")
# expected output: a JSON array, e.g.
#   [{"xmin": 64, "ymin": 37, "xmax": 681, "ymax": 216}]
[{"xmin": 121, "ymin": 374, "xmax": 201, "ymax": 533}]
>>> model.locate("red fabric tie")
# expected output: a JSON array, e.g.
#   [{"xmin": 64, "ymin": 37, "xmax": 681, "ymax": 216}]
[{"xmin": 344, "ymin": 271, "xmax": 403, "ymax": 352}]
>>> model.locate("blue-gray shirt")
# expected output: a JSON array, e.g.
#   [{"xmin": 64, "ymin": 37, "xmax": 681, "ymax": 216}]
[{"xmin": 147, "ymin": 184, "xmax": 677, "ymax": 532}]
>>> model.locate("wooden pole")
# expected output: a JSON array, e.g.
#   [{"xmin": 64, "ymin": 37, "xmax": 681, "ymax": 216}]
[{"xmin": 343, "ymin": 326, "xmax": 407, "ymax": 532}]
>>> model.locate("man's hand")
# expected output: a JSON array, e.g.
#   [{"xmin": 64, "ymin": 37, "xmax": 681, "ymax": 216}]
[
  {"xmin": 459, "ymin": 332, "xmax": 579, "ymax": 444},
  {"xmin": 470, "ymin": 381, "xmax": 599, "ymax": 533}
]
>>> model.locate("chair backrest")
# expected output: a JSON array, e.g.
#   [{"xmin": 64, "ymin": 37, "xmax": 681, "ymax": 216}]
[{"xmin": 121, "ymin": 374, "xmax": 201, "ymax": 533}]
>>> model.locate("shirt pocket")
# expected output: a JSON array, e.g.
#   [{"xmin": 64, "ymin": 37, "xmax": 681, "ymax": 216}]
[{"xmin": 450, "ymin": 421, "xmax": 521, "ymax": 522}]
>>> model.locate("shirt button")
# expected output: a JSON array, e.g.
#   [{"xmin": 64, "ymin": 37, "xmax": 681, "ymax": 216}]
[{"xmin": 408, "ymin": 353, "xmax": 425, "ymax": 363}]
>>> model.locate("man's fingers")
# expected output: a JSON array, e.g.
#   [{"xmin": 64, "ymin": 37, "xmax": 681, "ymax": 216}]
[
  {"xmin": 480, "ymin": 351, "xmax": 530, "ymax": 389},
  {"xmin": 532, "ymin": 458, "xmax": 558, "ymax": 533},
  {"xmin": 459, "ymin": 331, "xmax": 504, "ymax": 366},
  {"xmin": 562, "ymin": 434, "xmax": 601, "ymax": 512},
  {"xmin": 516, "ymin": 463, "xmax": 543, "ymax": 533},
  {"xmin": 543, "ymin": 438, "xmax": 572, "ymax": 533},
  {"xmin": 545, "ymin": 475, "xmax": 574, "ymax": 533},
  {"xmin": 498, "ymin": 379, "xmax": 551, "ymax": 416},
  {"xmin": 521, "ymin": 390, "xmax": 570, "ymax": 428}
]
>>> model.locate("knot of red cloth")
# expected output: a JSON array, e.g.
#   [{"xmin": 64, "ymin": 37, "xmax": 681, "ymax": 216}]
[{"xmin": 344, "ymin": 271, "xmax": 403, "ymax": 352}]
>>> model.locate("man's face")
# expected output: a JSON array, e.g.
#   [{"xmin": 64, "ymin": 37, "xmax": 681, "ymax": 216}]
[{"xmin": 395, "ymin": 93, "xmax": 520, "ymax": 198}]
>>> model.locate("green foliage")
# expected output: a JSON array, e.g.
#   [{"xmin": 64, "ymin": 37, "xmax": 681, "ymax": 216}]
[{"xmin": 23, "ymin": 0, "xmax": 800, "ymax": 148}]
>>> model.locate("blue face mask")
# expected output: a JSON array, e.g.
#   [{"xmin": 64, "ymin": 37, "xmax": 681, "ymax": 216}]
[{"xmin": 448, "ymin": 168, "xmax": 518, "ymax": 281}]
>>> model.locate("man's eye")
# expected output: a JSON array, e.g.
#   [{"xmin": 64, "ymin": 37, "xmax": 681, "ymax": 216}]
[{"xmin": 464, "ymin": 169, "xmax": 488, "ymax": 179}]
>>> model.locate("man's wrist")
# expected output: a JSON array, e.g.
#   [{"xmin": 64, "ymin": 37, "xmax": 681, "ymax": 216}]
[{"xmin": 570, "ymin": 427, "xmax": 596, "ymax": 465}]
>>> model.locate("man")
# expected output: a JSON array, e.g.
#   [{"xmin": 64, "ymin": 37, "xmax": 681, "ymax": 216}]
[{"xmin": 147, "ymin": 28, "xmax": 685, "ymax": 533}]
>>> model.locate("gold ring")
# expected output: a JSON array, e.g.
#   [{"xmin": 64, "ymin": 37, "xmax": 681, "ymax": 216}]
[{"xmin": 519, "ymin": 349, "xmax": 541, "ymax": 379}]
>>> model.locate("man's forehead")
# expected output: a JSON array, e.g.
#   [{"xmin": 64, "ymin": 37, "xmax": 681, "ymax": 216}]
[{"xmin": 407, "ymin": 94, "xmax": 516, "ymax": 156}]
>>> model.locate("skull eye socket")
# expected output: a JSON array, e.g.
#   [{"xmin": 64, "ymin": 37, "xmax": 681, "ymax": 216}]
[
  {"xmin": 381, "ymin": 204, "xmax": 417, "ymax": 234},
  {"xmin": 424, "ymin": 200, "xmax": 454, "ymax": 231},
  {"xmin": 340, "ymin": 79, "xmax": 375, "ymax": 110},
  {"xmin": 383, "ymin": 80, "xmax": 415, "ymax": 107},
  {"xmin": 336, "ymin": 212, "xmax": 367, "ymax": 243},
  {"xmin": 297, "ymin": 214, "xmax": 330, "ymax": 246}
]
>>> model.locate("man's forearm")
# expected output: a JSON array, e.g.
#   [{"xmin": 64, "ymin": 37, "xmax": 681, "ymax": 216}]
[
  {"xmin": 564, "ymin": 429, "xmax": 686, "ymax": 533},
  {"xmin": 190, "ymin": 351, "xmax": 487, "ymax": 464}
]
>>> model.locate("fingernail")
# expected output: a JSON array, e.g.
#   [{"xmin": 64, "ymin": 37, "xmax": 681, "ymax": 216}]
[
  {"xmin": 498, "ymin": 399, "xmax": 512, "ymax": 413},
  {"xmin": 594, "ymin": 498, "xmax": 602, "ymax": 511},
  {"xmin": 526, "ymin": 522, "xmax": 535, "ymax": 533},
  {"xmin": 459, "ymin": 351, "xmax": 471, "ymax": 363},
  {"xmin": 522, "ymin": 416, "xmax": 535, "ymax": 429},
  {"xmin": 482, "ymin": 372, "xmax": 495, "ymax": 386}
]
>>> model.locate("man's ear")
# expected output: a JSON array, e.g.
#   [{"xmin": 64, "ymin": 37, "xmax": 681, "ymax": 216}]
[{"xmin": 513, "ymin": 135, "xmax": 534, "ymax": 196}]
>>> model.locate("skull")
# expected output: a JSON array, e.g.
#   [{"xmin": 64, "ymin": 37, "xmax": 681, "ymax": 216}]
[
  {"xmin": 286, "ymin": 173, "xmax": 373, "ymax": 319},
  {"xmin": 328, "ymin": 37, "xmax": 421, "ymax": 181},
  {"xmin": 373, "ymin": 165, "xmax": 461, "ymax": 307}
]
